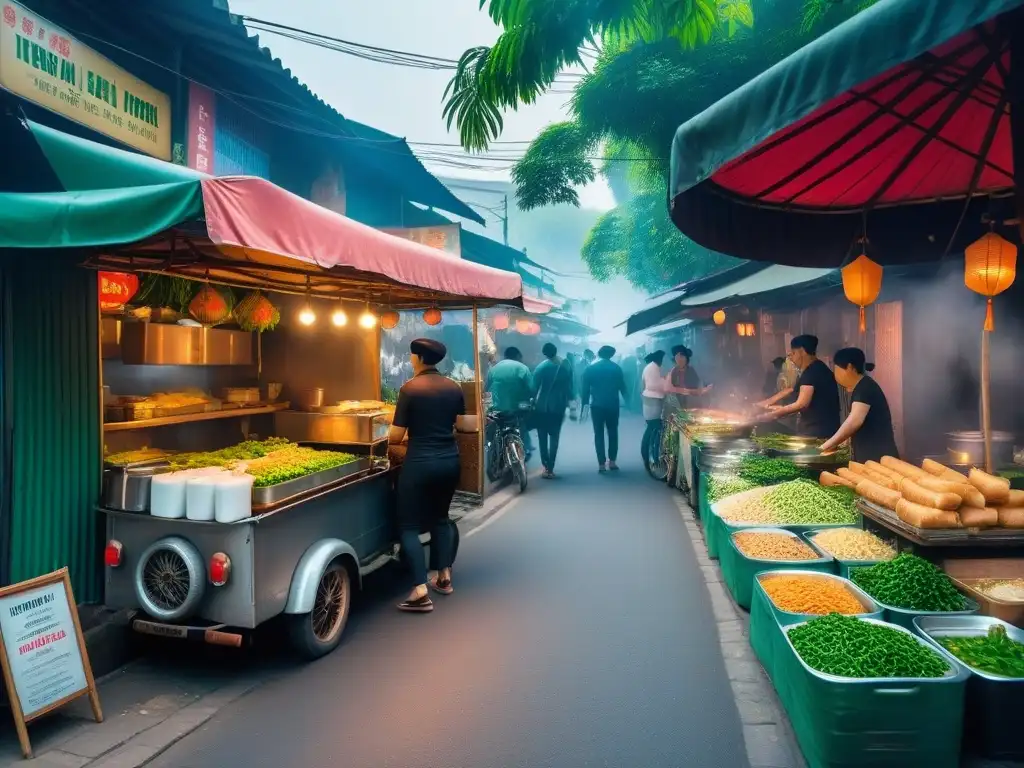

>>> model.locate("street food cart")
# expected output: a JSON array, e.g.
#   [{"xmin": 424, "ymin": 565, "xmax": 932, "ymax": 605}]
[{"xmin": 3, "ymin": 120, "xmax": 525, "ymax": 659}]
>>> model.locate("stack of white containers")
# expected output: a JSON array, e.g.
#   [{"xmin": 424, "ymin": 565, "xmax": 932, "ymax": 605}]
[{"xmin": 151, "ymin": 467, "xmax": 253, "ymax": 522}]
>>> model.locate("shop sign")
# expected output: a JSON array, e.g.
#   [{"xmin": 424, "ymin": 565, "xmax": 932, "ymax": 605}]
[
  {"xmin": 98, "ymin": 271, "xmax": 139, "ymax": 312},
  {"xmin": 380, "ymin": 224, "xmax": 461, "ymax": 258},
  {"xmin": 186, "ymin": 81, "xmax": 215, "ymax": 173},
  {"xmin": 0, "ymin": 569, "xmax": 102, "ymax": 758},
  {"xmin": 0, "ymin": 1, "xmax": 171, "ymax": 159}
]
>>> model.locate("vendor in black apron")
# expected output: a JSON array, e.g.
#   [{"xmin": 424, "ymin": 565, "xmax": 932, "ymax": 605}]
[
  {"xmin": 756, "ymin": 334, "xmax": 840, "ymax": 439},
  {"xmin": 388, "ymin": 338, "xmax": 469, "ymax": 613},
  {"xmin": 820, "ymin": 347, "xmax": 898, "ymax": 463}
]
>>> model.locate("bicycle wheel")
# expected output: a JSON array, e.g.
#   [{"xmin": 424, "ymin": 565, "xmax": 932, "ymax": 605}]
[
  {"xmin": 506, "ymin": 436, "xmax": 528, "ymax": 492},
  {"xmin": 645, "ymin": 422, "xmax": 669, "ymax": 481}
]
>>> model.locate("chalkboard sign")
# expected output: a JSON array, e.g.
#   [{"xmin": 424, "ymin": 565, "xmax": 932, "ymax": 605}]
[{"xmin": 0, "ymin": 568, "xmax": 102, "ymax": 758}]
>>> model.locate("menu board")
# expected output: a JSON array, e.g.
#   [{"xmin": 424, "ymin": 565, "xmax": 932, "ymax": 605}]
[{"xmin": 0, "ymin": 569, "xmax": 101, "ymax": 758}]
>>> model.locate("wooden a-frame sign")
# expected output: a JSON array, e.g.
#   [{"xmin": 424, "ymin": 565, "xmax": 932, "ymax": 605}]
[{"xmin": 0, "ymin": 568, "xmax": 103, "ymax": 758}]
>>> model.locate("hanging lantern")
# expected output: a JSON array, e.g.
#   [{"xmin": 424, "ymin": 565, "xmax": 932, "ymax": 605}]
[
  {"xmin": 188, "ymin": 284, "xmax": 230, "ymax": 326},
  {"xmin": 423, "ymin": 307, "xmax": 443, "ymax": 326},
  {"xmin": 98, "ymin": 272, "xmax": 139, "ymax": 313},
  {"xmin": 529, "ymin": 321, "xmax": 542, "ymax": 336},
  {"xmin": 233, "ymin": 290, "xmax": 280, "ymax": 333},
  {"xmin": 515, "ymin": 318, "xmax": 531, "ymax": 334},
  {"xmin": 493, "ymin": 312, "xmax": 509, "ymax": 331},
  {"xmin": 380, "ymin": 310, "xmax": 400, "ymax": 330},
  {"xmin": 965, "ymin": 231, "xmax": 1017, "ymax": 331},
  {"xmin": 736, "ymin": 322, "xmax": 756, "ymax": 337},
  {"xmin": 842, "ymin": 254, "xmax": 883, "ymax": 332},
  {"xmin": 713, "ymin": 309, "xmax": 726, "ymax": 326}
]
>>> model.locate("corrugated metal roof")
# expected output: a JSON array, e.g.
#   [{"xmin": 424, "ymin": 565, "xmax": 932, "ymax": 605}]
[{"xmin": 680, "ymin": 265, "xmax": 836, "ymax": 306}]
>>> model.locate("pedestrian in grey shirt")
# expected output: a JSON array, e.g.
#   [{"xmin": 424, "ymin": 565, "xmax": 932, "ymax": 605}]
[{"xmin": 581, "ymin": 346, "xmax": 627, "ymax": 473}]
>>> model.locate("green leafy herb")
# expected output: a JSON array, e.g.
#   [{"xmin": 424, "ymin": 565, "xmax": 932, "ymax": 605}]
[
  {"xmin": 738, "ymin": 454, "xmax": 809, "ymax": 485},
  {"xmin": 850, "ymin": 553, "xmax": 967, "ymax": 612},
  {"xmin": 938, "ymin": 625, "xmax": 1024, "ymax": 677},
  {"xmin": 706, "ymin": 473, "xmax": 757, "ymax": 503}
]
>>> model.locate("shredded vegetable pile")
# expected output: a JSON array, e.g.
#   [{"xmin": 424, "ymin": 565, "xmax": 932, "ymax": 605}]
[
  {"xmin": 811, "ymin": 528, "xmax": 896, "ymax": 562},
  {"xmin": 733, "ymin": 532, "xmax": 819, "ymax": 561},
  {"xmin": 938, "ymin": 624, "xmax": 1024, "ymax": 677},
  {"xmin": 706, "ymin": 474, "xmax": 758, "ymax": 504},
  {"xmin": 973, "ymin": 579, "xmax": 1024, "ymax": 603},
  {"xmin": 850, "ymin": 553, "xmax": 967, "ymax": 612},
  {"xmin": 169, "ymin": 437, "xmax": 291, "ymax": 470},
  {"xmin": 737, "ymin": 454, "xmax": 808, "ymax": 485},
  {"xmin": 720, "ymin": 479, "xmax": 859, "ymax": 526},
  {"xmin": 761, "ymin": 574, "xmax": 866, "ymax": 615},
  {"xmin": 241, "ymin": 445, "xmax": 358, "ymax": 488},
  {"xmin": 788, "ymin": 614, "xmax": 949, "ymax": 678}
]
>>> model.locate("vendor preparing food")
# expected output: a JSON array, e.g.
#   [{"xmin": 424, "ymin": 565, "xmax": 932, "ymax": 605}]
[
  {"xmin": 819, "ymin": 347, "xmax": 897, "ymax": 463},
  {"xmin": 756, "ymin": 335, "xmax": 839, "ymax": 439}
]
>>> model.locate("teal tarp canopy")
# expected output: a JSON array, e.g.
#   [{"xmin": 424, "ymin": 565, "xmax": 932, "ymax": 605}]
[
  {"xmin": 669, "ymin": 0, "xmax": 1024, "ymax": 267},
  {"xmin": 0, "ymin": 121, "xmax": 205, "ymax": 249}
]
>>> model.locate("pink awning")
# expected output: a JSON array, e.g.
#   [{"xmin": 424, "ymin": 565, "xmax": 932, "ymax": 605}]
[
  {"xmin": 200, "ymin": 176, "xmax": 523, "ymax": 304},
  {"xmin": 522, "ymin": 296, "xmax": 559, "ymax": 315}
]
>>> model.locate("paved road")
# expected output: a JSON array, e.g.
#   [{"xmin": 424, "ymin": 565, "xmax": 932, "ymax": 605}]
[{"xmin": 149, "ymin": 416, "xmax": 749, "ymax": 768}]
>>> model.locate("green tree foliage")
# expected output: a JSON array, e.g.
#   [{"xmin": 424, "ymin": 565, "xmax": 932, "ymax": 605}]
[{"xmin": 444, "ymin": 0, "xmax": 879, "ymax": 290}]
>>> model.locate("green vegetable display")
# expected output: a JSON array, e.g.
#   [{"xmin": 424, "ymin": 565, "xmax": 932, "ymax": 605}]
[
  {"xmin": 788, "ymin": 614, "xmax": 949, "ymax": 678},
  {"xmin": 938, "ymin": 625, "xmax": 1024, "ymax": 677},
  {"xmin": 738, "ymin": 454, "xmax": 809, "ymax": 485},
  {"xmin": 170, "ymin": 437, "xmax": 290, "ymax": 470},
  {"xmin": 751, "ymin": 432, "xmax": 807, "ymax": 452},
  {"xmin": 759, "ymin": 479, "xmax": 858, "ymax": 525},
  {"xmin": 245, "ymin": 445, "xmax": 357, "ymax": 488},
  {"xmin": 706, "ymin": 473, "xmax": 757, "ymax": 504},
  {"xmin": 851, "ymin": 553, "xmax": 968, "ymax": 612}
]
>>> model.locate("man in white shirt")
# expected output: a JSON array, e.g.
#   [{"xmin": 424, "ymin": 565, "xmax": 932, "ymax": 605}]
[{"xmin": 641, "ymin": 350, "xmax": 667, "ymax": 467}]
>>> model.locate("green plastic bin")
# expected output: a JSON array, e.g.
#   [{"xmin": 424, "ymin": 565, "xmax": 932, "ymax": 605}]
[
  {"xmin": 721, "ymin": 528, "xmax": 833, "ymax": 610},
  {"xmin": 774, "ymin": 618, "xmax": 969, "ymax": 768},
  {"xmin": 803, "ymin": 526, "xmax": 893, "ymax": 578},
  {"xmin": 749, "ymin": 571, "xmax": 882, "ymax": 683}
]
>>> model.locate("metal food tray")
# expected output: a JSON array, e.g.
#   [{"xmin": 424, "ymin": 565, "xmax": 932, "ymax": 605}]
[
  {"xmin": 251, "ymin": 456, "xmax": 372, "ymax": 506},
  {"xmin": 153, "ymin": 402, "xmax": 209, "ymax": 417},
  {"xmin": 859, "ymin": 499, "xmax": 1024, "ymax": 544}
]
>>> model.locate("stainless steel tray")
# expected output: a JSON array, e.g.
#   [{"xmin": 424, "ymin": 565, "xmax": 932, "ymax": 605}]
[
  {"xmin": 251, "ymin": 456, "xmax": 372, "ymax": 505},
  {"xmin": 914, "ymin": 615, "xmax": 1024, "ymax": 681}
]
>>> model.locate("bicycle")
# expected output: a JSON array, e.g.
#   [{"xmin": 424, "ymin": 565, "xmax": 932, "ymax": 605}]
[
  {"xmin": 485, "ymin": 409, "xmax": 528, "ymax": 493},
  {"xmin": 643, "ymin": 417, "xmax": 670, "ymax": 482}
]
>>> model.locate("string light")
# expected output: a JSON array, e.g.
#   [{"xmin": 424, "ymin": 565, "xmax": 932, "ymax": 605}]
[
  {"xmin": 331, "ymin": 309, "xmax": 348, "ymax": 327},
  {"xmin": 359, "ymin": 303, "xmax": 377, "ymax": 329}
]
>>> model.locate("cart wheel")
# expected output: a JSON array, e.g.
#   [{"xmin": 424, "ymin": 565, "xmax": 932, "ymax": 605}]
[{"xmin": 287, "ymin": 562, "xmax": 352, "ymax": 660}]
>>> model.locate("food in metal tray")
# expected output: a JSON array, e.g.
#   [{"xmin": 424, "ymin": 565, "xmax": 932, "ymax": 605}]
[
  {"xmin": 733, "ymin": 532, "xmax": 818, "ymax": 561},
  {"xmin": 169, "ymin": 437, "xmax": 291, "ymax": 470},
  {"xmin": 738, "ymin": 454, "xmax": 807, "ymax": 485},
  {"xmin": 938, "ymin": 624, "xmax": 1024, "ymax": 677},
  {"xmin": 971, "ymin": 578, "xmax": 1024, "ymax": 603},
  {"xmin": 719, "ymin": 480, "xmax": 858, "ymax": 526},
  {"xmin": 761, "ymin": 574, "xmax": 866, "ymax": 615},
  {"xmin": 788, "ymin": 614, "xmax": 949, "ymax": 678},
  {"xmin": 850, "ymin": 553, "xmax": 967, "ymax": 612},
  {"xmin": 810, "ymin": 528, "xmax": 896, "ymax": 562},
  {"xmin": 240, "ymin": 445, "xmax": 358, "ymax": 488},
  {"xmin": 706, "ymin": 473, "xmax": 757, "ymax": 504},
  {"xmin": 104, "ymin": 448, "xmax": 174, "ymax": 466}
]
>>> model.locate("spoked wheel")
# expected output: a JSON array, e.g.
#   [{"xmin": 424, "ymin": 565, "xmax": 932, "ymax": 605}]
[
  {"xmin": 645, "ymin": 426, "xmax": 670, "ymax": 481},
  {"xmin": 287, "ymin": 562, "xmax": 352, "ymax": 660},
  {"xmin": 506, "ymin": 437, "xmax": 528, "ymax": 492}
]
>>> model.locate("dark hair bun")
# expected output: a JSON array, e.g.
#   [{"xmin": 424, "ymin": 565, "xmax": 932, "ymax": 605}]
[{"xmin": 865, "ymin": 362, "xmax": 875, "ymax": 372}]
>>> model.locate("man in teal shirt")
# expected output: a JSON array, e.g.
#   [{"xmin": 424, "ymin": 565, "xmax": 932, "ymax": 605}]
[{"xmin": 486, "ymin": 346, "xmax": 534, "ymax": 459}]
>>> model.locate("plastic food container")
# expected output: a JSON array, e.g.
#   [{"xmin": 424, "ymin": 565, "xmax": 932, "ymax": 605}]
[
  {"xmin": 721, "ymin": 528, "xmax": 834, "ymax": 610},
  {"xmin": 749, "ymin": 570, "xmax": 882, "ymax": 683},
  {"xmin": 804, "ymin": 526, "xmax": 896, "ymax": 578},
  {"xmin": 214, "ymin": 474, "xmax": 254, "ymax": 523},
  {"xmin": 776, "ymin": 617, "xmax": 969, "ymax": 768},
  {"xmin": 185, "ymin": 475, "xmax": 221, "ymax": 521},
  {"xmin": 150, "ymin": 472, "xmax": 188, "ymax": 519},
  {"xmin": 914, "ymin": 615, "xmax": 1024, "ymax": 760}
]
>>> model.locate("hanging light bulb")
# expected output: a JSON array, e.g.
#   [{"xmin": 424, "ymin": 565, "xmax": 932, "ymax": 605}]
[
  {"xmin": 298, "ymin": 277, "xmax": 316, "ymax": 326},
  {"xmin": 359, "ymin": 305, "xmax": 377, "ymax": 329},
  {"xmin": 331, "ymin": 309, "xmax": 348, "ymax": 327}
]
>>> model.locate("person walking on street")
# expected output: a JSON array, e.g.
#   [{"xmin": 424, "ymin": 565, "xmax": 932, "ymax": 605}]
[
  {"xmin": 640, "ymin": 350, "xmax": 667, "ymax": 468},
  {"xmin": 388, "ymin": 338, "xmax": 473, "ymax": 613},
  {"xmin": 486, "ymin": 346, "xmax": 535, "ymax": 461},
  {"xmin": 532, "ymin": 342, "xmax": 574, "ymax": 479},
  {"xmin": 581, "ymin": 345, "xmax": 627, "ymax": 473}
]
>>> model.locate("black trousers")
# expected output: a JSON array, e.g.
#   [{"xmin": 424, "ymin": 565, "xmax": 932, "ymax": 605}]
[
  {"xmin": 396, "ymin": 456, "xmax": 460, "ymax": 587},
  {"xmin": 535, "ymin": 410, "xmax": 565, "ymax": 471},
  {"xmin": 590, "ymin": 405, "xmax": 620, "ymax": 464}
]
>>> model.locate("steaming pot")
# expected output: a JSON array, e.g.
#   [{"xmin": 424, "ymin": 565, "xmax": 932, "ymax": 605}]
[{"xmin": 946, "ymin": 430, "xmax": 1014, "ymax": 468}]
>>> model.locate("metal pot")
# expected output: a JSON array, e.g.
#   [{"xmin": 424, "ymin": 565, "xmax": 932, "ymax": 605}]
[
  {"xmin": 947, "ymin": 430, "xmax": 1014, "ymax": 468},
  {"xmin": 298, "ymin": 387, "xmax": 325, "ymax": 410},
  {"xmin": 102, "ymin": 465, "xmax": 167, "ymax": 512}
]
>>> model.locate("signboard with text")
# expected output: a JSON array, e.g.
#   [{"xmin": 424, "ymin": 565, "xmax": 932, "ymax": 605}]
[
  {"xmin": 186, "ymin": 81, "xmax": 215, "ymax": 173},
  {"xmin": 0, "ymin": 568, "xmax": 102, "ymax": 758},
  {"xmin": 0, "ymin": 1, "xmax": 171, "ymax": 159}
]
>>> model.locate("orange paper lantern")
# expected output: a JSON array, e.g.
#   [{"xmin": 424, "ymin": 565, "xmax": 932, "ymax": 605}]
[
  {"xmin": 842, "ymin": 254, "xmax": 883, "ymax": 333},
  {"xmin": 515, "ymin": 318, "xmax": 531, "ymax": 334},
  {"xmin": 380, "ymin": 310, "xmax": 400, "ymax": 330},
  {"xmin": 493, "ymin": 312, "xmax": 509, "ymax": 331},
  {"xmin": 423, "ymin": 308, "xmax": 443, "ymax": 326},
  {"xmin": 712, "ymin": 310, "xmax": 726, "ymax": 326},
  {"xmin": 965, "ymin": 231, "xmax": 1017, "ymax": 331},
  {"xmin": 189, "ymin": 284, "xmax": 230, "ymax": 326},
  {"xmin": 98, "ymin": 272, "xmax": 139, "ymax": 312}
]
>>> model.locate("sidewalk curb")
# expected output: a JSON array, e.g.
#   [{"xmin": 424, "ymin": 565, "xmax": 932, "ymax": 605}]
[{"xmin": 672, "ymin": 495, "xmax": 805, "ymax": 768}]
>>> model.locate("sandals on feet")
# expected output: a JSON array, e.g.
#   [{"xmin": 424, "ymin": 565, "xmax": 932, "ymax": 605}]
[
  {"xmin": 430, "ymin": 577, "xmax": 454, "ymax": 596},
  {"xmin": 398, "ymin": 594, "xmax": 434, "ymax": 612}
]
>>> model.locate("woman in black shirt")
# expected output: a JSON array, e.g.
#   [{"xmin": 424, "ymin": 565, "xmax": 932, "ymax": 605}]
[
  {"xmin": 389, "ymin": 338, "xmax": 468, "ymax": 613},
  {"xmin": 820, "ymin": 347, "xmax": 898, "ymax": 463}
]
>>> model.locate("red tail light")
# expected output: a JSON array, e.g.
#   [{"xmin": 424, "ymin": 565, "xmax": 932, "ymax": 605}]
[
  {"xmin": 104, "ymin": 540, "xmax": 123, "ymax": 568},
  {"xmin": 210, "ymin": 553, "xmax": 231, "ymax": 587}
]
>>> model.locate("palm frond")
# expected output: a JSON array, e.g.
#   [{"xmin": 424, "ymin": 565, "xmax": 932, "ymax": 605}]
[{"xmin": 441, "ymin": 47, "xmax": 504, "ymax": 152}]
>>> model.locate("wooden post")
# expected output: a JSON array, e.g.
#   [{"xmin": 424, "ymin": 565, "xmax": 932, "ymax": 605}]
[
  {"xmin": 981, "ymin": 328, "xmax": 993, "ymax": 473},
  {"xmin": 472, "ymin": 305, "xmax": 484, "ymax": 497}
]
